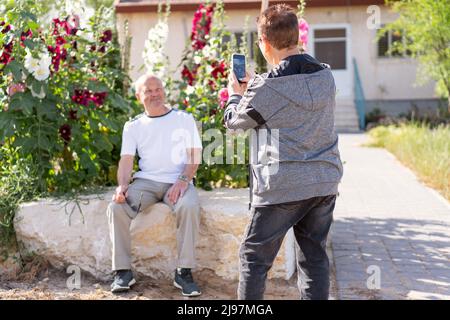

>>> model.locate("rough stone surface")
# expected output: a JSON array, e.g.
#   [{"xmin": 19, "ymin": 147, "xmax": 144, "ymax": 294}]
[{"xmin": 14, "ymin": 188, "xmax": 294, "ymax": 281}]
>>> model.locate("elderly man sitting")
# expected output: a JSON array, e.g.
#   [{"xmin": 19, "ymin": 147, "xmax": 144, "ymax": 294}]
[{"xmin": 107, "ymin": 74, "xmax": 203, "ymax": 296}]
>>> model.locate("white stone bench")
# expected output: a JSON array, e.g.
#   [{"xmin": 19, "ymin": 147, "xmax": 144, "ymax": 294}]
[{"xmin": 15, "ymin": 188, "xmax": 296, "ymax": 281}]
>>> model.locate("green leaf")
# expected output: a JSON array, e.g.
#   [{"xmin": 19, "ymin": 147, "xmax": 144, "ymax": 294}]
[
  {"xmin": 4, "ymin": 60, "xmax": 23, "ymax": 82},
  {"xmin": 88, "ymin": 81, "xmax": 109, "ymax": 92},
  {"xmin": 97, "ymin": 113, "xmax": 119, "ymax": 131},
  {"xmin": 9, "ymin": 92, "xmax": 35, "ymax": 116},
  {"xmin": 31, "ymin": 80, "xmax": 43, "ymax": 95},
  {"xmin": 23, "ymin": 39, "xmax": 36, "ymax": 50},
  {"xmin": 27, "ymin": 21, "xmax": 39, "ymax": 32}
]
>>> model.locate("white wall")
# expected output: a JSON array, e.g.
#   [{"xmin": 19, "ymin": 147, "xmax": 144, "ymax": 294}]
[{"xmin": 116, "ymin": 5, "xmax": 437, "ymax": 100}]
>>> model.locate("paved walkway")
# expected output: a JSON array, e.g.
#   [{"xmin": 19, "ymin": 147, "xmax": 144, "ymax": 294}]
[{"xmin": 331, "ymin": 134, "xmax": 450, "ymax": 300}]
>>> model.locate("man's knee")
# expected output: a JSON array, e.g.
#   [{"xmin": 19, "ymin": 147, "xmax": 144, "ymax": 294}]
[
  {"xmin": 176, "ymin": 194, "xmax": 200, "ymax": 214},
  {"xmin": 107, "ymin": 201, "xmax": 127, "ymax": 219}
]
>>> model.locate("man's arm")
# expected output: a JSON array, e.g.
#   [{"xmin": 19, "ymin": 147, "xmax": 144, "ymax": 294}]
[
  {"xmin": 113, "ymin": 155, "xmax": 134, "ymax": 203},
  {"xmin": 166, "ymin": 148, "xmax": 202, "ymax": 205},
  {"xmin": 224, "ymin": 72, "xmax": 266, "ymax": 130}
]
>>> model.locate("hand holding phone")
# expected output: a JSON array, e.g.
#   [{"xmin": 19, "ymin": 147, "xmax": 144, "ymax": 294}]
[{"xmin": 232, "ymin": 53, "xmax": 246, "ymax": 83}]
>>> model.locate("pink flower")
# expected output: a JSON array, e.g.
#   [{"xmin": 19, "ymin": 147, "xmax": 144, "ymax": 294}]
[
  {"xmin": 298, "ymin": 18, "xmax": 309, "ymax": 47},
  {"xmin": 8, "ymin": 83, "xmax": 26, "ymax": 96},
  {"xmin": 218, "ymin": 88, "xmax": 229, "ymax": 108}
]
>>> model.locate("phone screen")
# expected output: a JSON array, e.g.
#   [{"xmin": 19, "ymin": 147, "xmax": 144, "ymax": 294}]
[{"xmin": 233, "ymin": 54, "xmax": 246, "ymax": 81}]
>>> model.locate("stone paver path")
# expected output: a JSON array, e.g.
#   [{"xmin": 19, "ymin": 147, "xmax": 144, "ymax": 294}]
[{"xmin": 332, "ymin": 134, "xmax": 450, "ymax": 300}]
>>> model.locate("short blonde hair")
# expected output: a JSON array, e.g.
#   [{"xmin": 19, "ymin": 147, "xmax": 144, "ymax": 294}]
[{"xmin": 134, "ymin": 74, "xmax": 163, "ymax": 92}]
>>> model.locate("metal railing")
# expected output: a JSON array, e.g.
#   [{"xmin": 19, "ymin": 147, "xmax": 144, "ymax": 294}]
[{"xmin": 353, "ymin": 58, "xmax": 366, "ymax": 130}]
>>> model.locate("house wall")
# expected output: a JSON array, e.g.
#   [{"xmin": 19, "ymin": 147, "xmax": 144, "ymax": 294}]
[{"xmin": 116, "ymin": 4, "xmax": 438, "ymax": 109}]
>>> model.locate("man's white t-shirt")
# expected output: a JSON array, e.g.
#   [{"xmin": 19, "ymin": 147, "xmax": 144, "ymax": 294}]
[{"xmin": 120, "ymin": 108, "xmax": 202, "ymax": 184}]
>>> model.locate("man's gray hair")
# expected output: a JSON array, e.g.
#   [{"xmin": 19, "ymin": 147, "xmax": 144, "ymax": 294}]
[{"xmin": 133, "ymin": 73, "xmax": 163, "ymax": 92}]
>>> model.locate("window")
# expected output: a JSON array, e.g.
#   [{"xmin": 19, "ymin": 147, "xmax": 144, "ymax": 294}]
[
  {"xmin": 313, "ymin": 28, "xmax": 347, "ymax": 70},
  {"xmin": 377, "ymin": 28, "xmax": 410, "ymax": 58},
  {"xmin": 222, "ymin": 31, "xmax": 267, "ymax": 72}
]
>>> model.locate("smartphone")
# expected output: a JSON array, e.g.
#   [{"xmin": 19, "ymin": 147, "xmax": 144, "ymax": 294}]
[{"xmin": 232, "ymin": 53, "xmax": 246, "ymax": 83}]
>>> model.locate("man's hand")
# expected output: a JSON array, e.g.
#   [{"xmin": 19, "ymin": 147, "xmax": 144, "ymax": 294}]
[
  {"xmin": 228, "ymin": 71, "xmax": 251, "ymax": 96},
  {"xmin": 166, "ymin": 180, "xmax": 189, "ymax": 205},
  {"xmin": 113, "ymin": 185, "xmax": 128, "ymax": 204}
]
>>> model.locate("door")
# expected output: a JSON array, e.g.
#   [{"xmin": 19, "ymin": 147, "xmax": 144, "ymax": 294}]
[{"xmin": 309, "ymin": 24, "xmax": 353, "ymax": 99}]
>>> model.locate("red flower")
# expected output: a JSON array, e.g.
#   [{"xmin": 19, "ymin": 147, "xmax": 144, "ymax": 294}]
[
  {"xmin": 211, "ymin": 60, "xmax": 227, "ymax": 79},
  {"xmin": 91, "ymin": 92, "xmax": 108, "ymax": 107},
  {"xmin": 190, "ymin": 4, "xmax": 213, "ymax": 50},
  {"xmin": 20, "ymin": 29, "xmax": 33, "ymax": 47},
  {"xmin": 71, "ymin": 89, "xmax": 90, "ymax": 106},
  {"xmin": 181, "ymin": 66, "xmax": 197, "ymax": 86},
  {"xmin": 1, "ymin": 24, "xmax": 11, "ymax": 34},
  {"xmin": 100, "ymin": 30, "xmax": 112, "ymax": 43},
  {"xmin": 68, "ymin": 109, "xmax": 77, "ymax": 120},
  {"xmin": 71, "ymin": 89, "xmax": 107, "ymax": 108},
  {"xmin": 218, "ymin": 87, "xmax": 229, "ymax": 108},
  {"xmin": 0, "ymin": 41, "xmax": 14, "ymax": 67},
  {"xmin": 56, "ymin": 36, "xmax": 66, "ymax": 46},
  {"xmin": 59, "ymin": 124, "xmax": 72, "ymax": 143}
]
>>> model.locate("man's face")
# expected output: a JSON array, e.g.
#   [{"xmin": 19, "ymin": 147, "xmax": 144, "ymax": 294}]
[{"xmin": 137, "ymin": 78, "xmax": 165, "ymax": 108}]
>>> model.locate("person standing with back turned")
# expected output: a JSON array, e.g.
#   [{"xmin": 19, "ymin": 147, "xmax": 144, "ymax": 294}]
[{"xmin": 224, "ymin": 4, "xmax": 343, "ymax": 300}]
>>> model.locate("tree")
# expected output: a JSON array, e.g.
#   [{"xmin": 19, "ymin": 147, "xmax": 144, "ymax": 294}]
[{"xmin": 383, "ymin": 0, "xmax": 450, "ymax": 112}]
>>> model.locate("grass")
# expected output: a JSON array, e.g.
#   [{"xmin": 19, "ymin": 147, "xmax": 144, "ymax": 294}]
[{"xmin": 367, "ymin": 123, "xmax": 450, "ymax": 201}]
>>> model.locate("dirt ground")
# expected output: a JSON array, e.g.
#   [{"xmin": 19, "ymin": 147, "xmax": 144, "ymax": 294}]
[
  {"xmin": 0, "ymin": 245, "xmax": 339, "ymax": 300},
  {"xmin": 0, "ymin": 265, "xmax": 312, "ymax": 300}
]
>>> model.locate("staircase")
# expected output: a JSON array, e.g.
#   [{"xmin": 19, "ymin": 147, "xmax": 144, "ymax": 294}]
[
  {"xmin": 334, "ymin": 99, "xmax": 360, "ymax": 133},
  {"xmin": 334, "ymin": 58, "xmax": 366, "ymax": 133}
]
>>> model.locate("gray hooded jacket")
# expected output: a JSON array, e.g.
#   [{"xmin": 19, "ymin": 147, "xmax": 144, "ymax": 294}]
[{"xmin": 224, "ymin": 54, "xmax": 343, "ymax": 206}]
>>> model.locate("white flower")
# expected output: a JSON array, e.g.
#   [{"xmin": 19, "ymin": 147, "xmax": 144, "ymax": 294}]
[
  {"xmin": 26, "ymin": 49, "xmax": 51, "ymax": 81},
  {"xmin": 24, "ymin": 49, "xmax": 40, "ymax": 73},
  {"xmin": 33, "ymin": 66, "xmax": 50, "ymax": 81},
  {"xmin": 185, "ymin": 85, "xmax": 195, "ymax": 95},
  {"xmin": 202, "ymin": 45, "xmax": 216, "ymax": 60},
  {"xmin": 193, "ymin": 55, "xmax": 202, "ymax": 65},
  {"xmin": 39, "ymin": 51, "xmax": 52, "ymax": 69},
  {"xmin": 143, "ymin": 19, "xmax": 170, "ymax": 78}
]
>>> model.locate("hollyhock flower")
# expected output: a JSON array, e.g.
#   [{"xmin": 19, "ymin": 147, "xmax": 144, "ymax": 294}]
[
  {"xmin": 71, "ymin": 89, "xmax": 90, "ymax": 106},
  {"xmin": 185, "ymin": 85, "xmax": 195, "ymax": 95},
  {"xmin": 0, "ymin": 41, "xmax": 14, "ymax": 66},
  {"xmin": 181, "ymin": 66, "xmax": 196, "ymax": 86},
  {"xmin": 26, "ymin": 49, "xmax": 51, "ymax": 80},
  {"xmin": 33, "ymin": 66, "xmax": 50, "ymax": 81},
  {"xmin": 59, "ymin": 124, "xmax": 72, "ymax": 143},
  {"xmin": 190, "ymin": 4, "xmax": 213, "ymax": 50},
  {"xmin": 298, "ymin": 19, "xmax": 309, "ymax": 47},
  {"xmin": 193, "ymin": 55, "xmax": 202, "ymax": 65},
  {"xmin": 98, "ymin": 46, "xmax": 106, "ymax": 53},
  {"xmin": 91, "ymin": 92, "xmax": 107, "ymax": 107},
  {"xmin": 1, "ymin": 23, "xmax": 11, "ymax": 33},
  {"xmin": 211, "ymin": 60, "xmax": 227, "ymax": 79},
  {"xmin": 24, "ymin": 50, "xmax": 40, "ymax": 73},
  {"xmin": 7, "ymin": 83, "xmax": 26, "ymax": 96},
  {"xmin": 218, "ymin": 88, "xmax": 229, "ymax": 104},
  {"xmin": 100, "ymin": 30, "xmax": 112, "ymax": 43},
  {"xmin": 55, "ymin": 36, "xmax": 66, "ymax": 46},
  {"xmin": 69, "ymin": 15, "xmax": 80, "ymax": 29},
  {"xmin": 68, "ymin": 109, "xmax": 77, "ymax": 120},
  {"xmin": 20, "ymin": 29, "xmax": 33, "ymax": 47}
]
